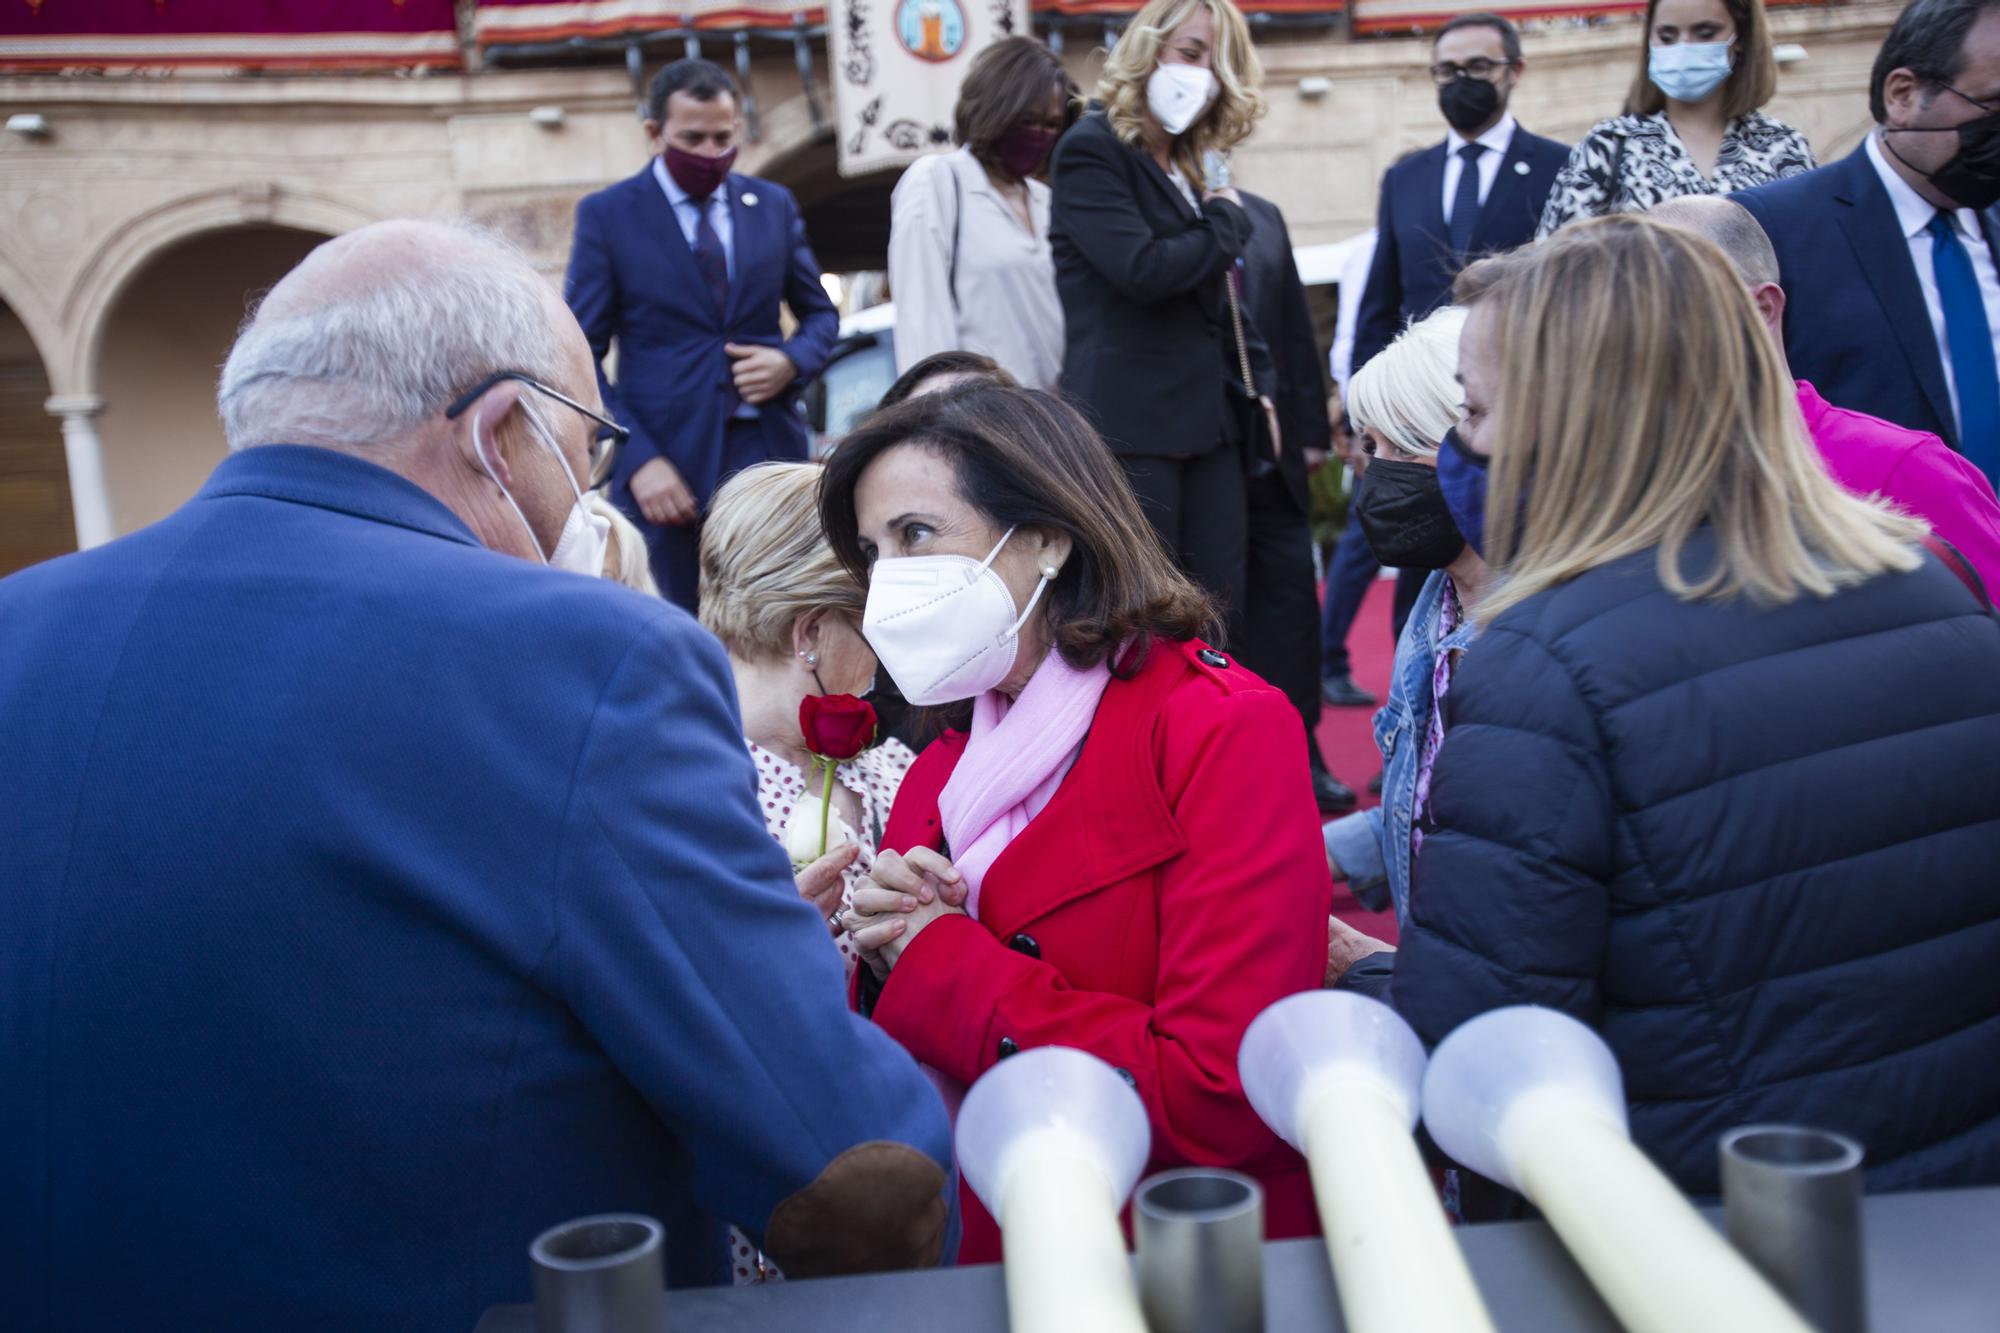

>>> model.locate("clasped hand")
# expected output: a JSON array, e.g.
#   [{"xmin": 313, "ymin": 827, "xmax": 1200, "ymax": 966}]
[{"xmin": 838, "ymin": 847, "xmax": 968, "ymax": 979}]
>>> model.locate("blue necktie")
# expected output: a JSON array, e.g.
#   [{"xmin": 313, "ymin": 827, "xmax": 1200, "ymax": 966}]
[
  {"xmin": 1928, "ymin": 212, "xmax": 2000, "ymax": 484},
  {"xmin": 692, "ymin": 196, "xmax": 730, "ymax": 316},
  {"xmin": 1449, "ymin": 142, "xmax": 1485, "ymax": 259}
]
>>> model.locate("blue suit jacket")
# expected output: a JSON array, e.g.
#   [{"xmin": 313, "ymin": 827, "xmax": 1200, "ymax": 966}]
[
  {"xmin": 564, "ymin": 167, "xmax": 838, "ymax": 507},
  {"xmin": 1738, "ymin": 142, "xmax": 2000, "ymax": 452},
  {"xmin": 0, "ymin": 446, "xmax": 953, "ymax": 1331},
  {"xmin": 1352, "ymin": 127, "xmax": 1568, "ymax": 376}
]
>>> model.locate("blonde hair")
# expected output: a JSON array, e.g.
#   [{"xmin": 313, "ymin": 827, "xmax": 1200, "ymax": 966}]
[
  {"xmin": 1099, "ymin": 0, "xmax": 1265, "ymax": 185},
  {"xmin": 698, "ymin": 462, "xmax": 864, "ymax": 659},
  {"xmin": 589, "ymin": 494, "xmax": 660, "ymax": 597},
  {"xmin": 1475, "ymin": 214, "xmax": 1922, "ymax": 622},
  {"xmin": 1346, "ymin": 306, "xmax": 1467, "ymax": 459}
]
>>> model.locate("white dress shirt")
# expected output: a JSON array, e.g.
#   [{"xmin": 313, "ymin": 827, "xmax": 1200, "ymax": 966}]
[
  {"xmin": 888, "ymin": 146, "xmax": 1064, "ymax": 391},
  {"xmin": 1865, "ymin": 131, "xmax": 2000, "ymax": 436},
  {"xmin": 1442, "ymin": 113, "xmax": 1518, "ymax": 223}
]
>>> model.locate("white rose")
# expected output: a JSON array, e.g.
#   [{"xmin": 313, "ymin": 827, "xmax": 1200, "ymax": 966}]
[{"xmin": 784, "ymin": 791, "xmax": 830, "ymax": 871}]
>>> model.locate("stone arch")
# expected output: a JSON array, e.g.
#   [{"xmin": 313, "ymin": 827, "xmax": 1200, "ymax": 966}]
[{"xmin": 60, "ymin": 184, "xmax": 377, "ymax": 397}]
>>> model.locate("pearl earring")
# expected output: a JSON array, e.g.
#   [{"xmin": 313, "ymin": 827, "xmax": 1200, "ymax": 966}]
[
  {"xmin": 1041, "ymin": 566, "xmax": 1059, "ymax": 579},
  {"xmin": 801, "ymin": 650, "xmax": 818, "ymax": 665}
]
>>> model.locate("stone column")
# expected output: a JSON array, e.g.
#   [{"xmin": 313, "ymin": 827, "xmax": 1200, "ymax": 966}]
[{"xmin": 46, "ymin": 394, "xmax": 115, "ymax": 549}]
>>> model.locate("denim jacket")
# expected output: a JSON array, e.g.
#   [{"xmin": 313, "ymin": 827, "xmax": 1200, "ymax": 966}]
[{"xmin": 1323, "ymin": 569, "xmax": 1478, "ymax": 923}]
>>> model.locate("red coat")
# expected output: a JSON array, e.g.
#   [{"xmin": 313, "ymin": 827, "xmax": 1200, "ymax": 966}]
[{"xmin": 873, "ymin": 638, "xmax": 1333, "ymax": 1263}]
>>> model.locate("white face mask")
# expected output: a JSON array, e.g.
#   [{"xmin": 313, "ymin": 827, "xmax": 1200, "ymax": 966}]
[
  {"xmin": 1147, "ymin": 62, "xmax": 1219, "ymax": 138},
  {"xmin": 473, "ymin": 409, "xmax": 611, "ymax": 577},
  {"xmin": 862, "ymin": 528, "xmax": 1054, "ymax": 706}
]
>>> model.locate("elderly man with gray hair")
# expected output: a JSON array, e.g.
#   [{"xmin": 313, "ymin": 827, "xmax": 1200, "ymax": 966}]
[
  {"xmin": 1646, "ymin": 193, "xmax": 2000, "ymax": 594},
  {"xmin": 0, "ymin": 220, "xmax": 955, "ymax": 1333}
]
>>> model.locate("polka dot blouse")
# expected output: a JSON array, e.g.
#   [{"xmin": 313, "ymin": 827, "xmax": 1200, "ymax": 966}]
[{"xmin": 726, "ymin": 735, "xmax": 917, "ymax": 1283}]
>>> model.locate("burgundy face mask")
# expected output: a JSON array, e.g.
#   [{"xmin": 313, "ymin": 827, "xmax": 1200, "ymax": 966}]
[
  {"xmin": 994, "ymin": 126, "xmax": 1059, "ymax": 179},
  {"xmin": 664, "ymin": 144, "xmax": 737, "ymax": 199}
]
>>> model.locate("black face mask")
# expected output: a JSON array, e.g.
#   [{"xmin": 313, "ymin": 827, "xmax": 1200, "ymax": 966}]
[
  {"xmin": 1885, "ymin": 105, "xmax": 2000, "ymax": 212},
  {"xmin": 1438, "ymin": 77, "xmax": 1502, "ymax": 135},
  {"xmin": 1353, "ymin": 456, "xmax": 1467, "ymax": 570}
]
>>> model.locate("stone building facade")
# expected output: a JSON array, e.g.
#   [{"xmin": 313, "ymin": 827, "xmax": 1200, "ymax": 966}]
[{"xmin": 0, "ymin": 2, "xmax": 1901, "ymax": 570}]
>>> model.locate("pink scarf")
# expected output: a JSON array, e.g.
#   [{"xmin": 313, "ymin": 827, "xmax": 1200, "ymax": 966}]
[{"xmin": 938, "ymin": 649, "xmax": 1112, "ymax": 918}]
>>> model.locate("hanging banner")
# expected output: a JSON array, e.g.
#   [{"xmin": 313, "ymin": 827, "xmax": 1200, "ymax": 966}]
[
  {"xmin": 0, "ymin": 0, "xmax": 459, "ymax": 72},
  {"xmin": 827, "ymin": 0, "xmax": 1031, "ymax": 178}
]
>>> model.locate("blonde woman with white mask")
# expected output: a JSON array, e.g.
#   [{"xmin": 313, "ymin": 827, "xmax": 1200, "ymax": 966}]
[{"xmin": 1049, "ymin": 0, "xmax": 1268, "ymax": 615}]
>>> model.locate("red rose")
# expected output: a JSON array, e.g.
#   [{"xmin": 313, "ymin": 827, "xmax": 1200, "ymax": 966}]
[{"xmin": 800, "ymin": 693, "xmax": 879, "ymax": 761}]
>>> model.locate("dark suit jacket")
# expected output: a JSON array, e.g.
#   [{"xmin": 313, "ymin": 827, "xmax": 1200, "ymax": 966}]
[
  {"xmin": 1050, "ymin": 112, "xmax": 1254, "ymax": 457},
  {"xmin": 1738, "ymin": 141, "xmax": 2000, "ymax": 452},
  {"xmin": 1239, "ymin": 191, "xmax": 1329, "ymax": 514},
  {"xmin": 1352, "ymin": 126, "xmax": 1568, "ymax": 375},
  {"xmin": 0, "ymin": 446, "xmax": 954, "ymax": 1330},
  {"xmin": 564, "ymin": 167, "xmax": 838, "ymax": 506}
]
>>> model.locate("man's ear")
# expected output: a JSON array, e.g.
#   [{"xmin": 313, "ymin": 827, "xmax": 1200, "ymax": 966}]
[
  {"xmin": 1751, "ymin": 281, "xmax": 1787, "ymax": 337},
  {"xmin": 643, "ymin": 118, "xmax": 665, "ymax": 153},
  {"xmin": 456, "ymin": 380, "xmax": 528, "ymax": 487}
]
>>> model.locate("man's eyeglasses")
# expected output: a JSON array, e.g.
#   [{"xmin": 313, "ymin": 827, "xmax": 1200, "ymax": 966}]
[
  {"xmin": 444, "ymin": 370, "xmax": 630, "ymax": 491},
  {"xmin": 1430, "ymin": 58, "xmax": 1516, "ymax": 86}
]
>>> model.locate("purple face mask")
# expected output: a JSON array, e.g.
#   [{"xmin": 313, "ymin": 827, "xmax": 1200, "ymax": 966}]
[{"xmin": 994, "ymin": 125, "xmax": 1059, "ymax": 179}]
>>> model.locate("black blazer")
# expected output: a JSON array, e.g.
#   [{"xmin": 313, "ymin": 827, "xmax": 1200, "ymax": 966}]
[
  {"xmin": 1050, "ymin": 112, "xmax": 1254, "ymax": 458},
  {"xmin": 1239, "ymin": 192, "xmax": 1328, "ymax": 513},
  {"xmin": 1351, "ymin": 127, "xmax": 1568, "ymax": 376},
  {"xmin": 1737, "ymin": 143, "xmax": 2000, "ymax": 452}
]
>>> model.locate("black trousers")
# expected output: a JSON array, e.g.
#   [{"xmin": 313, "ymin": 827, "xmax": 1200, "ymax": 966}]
[
  {"xmin": 1119, "ymin": 446, "xmax": 1248, "ymax": 632},
  {"xmin": 1236, "ymin": 470, "xmax": 1332, "ymax": 771}
]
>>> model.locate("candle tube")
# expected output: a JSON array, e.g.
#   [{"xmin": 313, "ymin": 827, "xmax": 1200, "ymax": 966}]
[
  {"xmin": 1424, "ymin": 1007, "xmax": 1812, "ymax": 1333},
  {"xmin": 1240, "ymin": 992, "xmax": 1495, "ymax": 1333},
  {"xmin": 956, "ymin": 1047, "xmax": 1152, "ymax": 1333}
]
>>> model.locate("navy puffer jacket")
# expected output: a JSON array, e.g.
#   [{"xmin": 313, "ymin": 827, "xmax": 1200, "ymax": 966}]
[{"xmin": 1390, "ymin": 532, "xmax": 2000, "ymax": 1194}]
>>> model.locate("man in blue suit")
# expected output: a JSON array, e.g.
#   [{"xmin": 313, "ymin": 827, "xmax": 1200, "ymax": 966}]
[
  {"xmin": 566, "ymin": 58, "xmax": 839, "ymax": 607},
  {"xmin": 1321, "ymin": 12, "xmax": 1566, "ymax": 716},
  {"xmin": 0, "ymin": 220, "xmax": 954, "ymax": 1332},
  {"xmin": 1737, "ymin": 0, "xmax": 2000, "ymax": 487}
]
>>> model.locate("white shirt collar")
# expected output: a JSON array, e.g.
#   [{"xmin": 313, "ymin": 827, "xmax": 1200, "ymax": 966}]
[
  {"xmin": 1447, "ymin": 112, "xmax": 1517, "ymax": 160},
  {"xmin": 652, "ymin": 154, "xmax": 728, "ymax": 211},
  {"xmin": 1866, "ymin": 130, "xmax": 1976, "ymax": 243}
]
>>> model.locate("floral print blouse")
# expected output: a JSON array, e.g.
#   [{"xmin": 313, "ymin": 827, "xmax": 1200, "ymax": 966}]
[
  {"xmin": 726, "ymin": 736, "xmax": 917, "ymax": 1284},
  {"xmin": 1537, "ymin": 109, "xmax": 1816, "ymax": 238}
]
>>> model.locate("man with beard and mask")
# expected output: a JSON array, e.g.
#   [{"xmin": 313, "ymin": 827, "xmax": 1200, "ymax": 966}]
[
  {"xmin": 0, "ymin": 221, "xmax": 957, "ymax": 1331},
  {"xmin": 1738, "ymin": 0, "xmax": 2000, "ymax": 488},
  {"xmin": 565, "ymin": 58, "xmax": 839, "ymax": 608},
  {"xmin": 1349, "ymin": 13, "xmax": 1567, "ymax": 382}
]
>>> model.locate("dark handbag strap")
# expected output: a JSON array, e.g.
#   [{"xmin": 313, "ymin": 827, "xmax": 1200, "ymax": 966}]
[
  {"xmin": 1224, "ymin": 264, "xmax": 1256, "ymax": 397},
  {"xmin": 1924, "ymin": 532, "xmax": 1994, "ymax": 610},
  {"xmin": 1609, "ymin": 130, "xmax": 1628, "ymax": 212}
]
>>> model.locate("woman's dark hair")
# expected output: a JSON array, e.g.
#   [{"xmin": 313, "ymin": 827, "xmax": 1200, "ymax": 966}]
[
  {"xmin": 1624, "ymin": 0, "xmax": 1777, "ymax": 121},
  {"xmin": 954, "ymin": 37, "xmax": 1078, "ymax": 165},
  {"xmin": 877, "ymin": 351, "xmax": 1015, "ymax": 409},
  {"xmin": 1871, "ymin": 0, "xmax": 2000, "ymax": 123},
  {"xmin": 645, "ymin": 58, "xmax": 738, "ymax": 125},
  {"xmin": 819, "ymin": 383, "xmax": 1216, "ymax": 686}
]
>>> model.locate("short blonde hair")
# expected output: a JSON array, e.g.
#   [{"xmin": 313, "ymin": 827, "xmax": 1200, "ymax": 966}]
[
  {"xmin": 1099, "ymin": 0, "xmax": 1265, "ymax": 186},
  {"xmin": 1346, "ymin": 306, "xmax": 1467, "ymax": 459},
  {"xmin": 590, "ymin": 494, "xmax": 659, "ymax": 598},
  {"xmin": 698, "ymin": 462, "xmax": 864, "ymax": 660},
  {"xmin": 1475, "ymin": 215, "xmax": 1921, "ymax": 621}
]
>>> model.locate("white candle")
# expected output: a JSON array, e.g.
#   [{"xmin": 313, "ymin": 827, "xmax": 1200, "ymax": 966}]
[
  {"xmin": 1502, "ymin": 1087, "xmax": 1812, "ymax": 1333},
  {"xmin": 1300, "ymin": 1073, "xmax": 1496, "ymax": 1333},
  {"xmin": 993, "ymin": 1127, "xmax": 1148, "ymax": 1333}
]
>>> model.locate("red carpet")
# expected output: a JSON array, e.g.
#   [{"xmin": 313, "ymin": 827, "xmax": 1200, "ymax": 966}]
[{"xmin": 1314, "ymin": 577, "xmax": 1401, "ymax": 946}]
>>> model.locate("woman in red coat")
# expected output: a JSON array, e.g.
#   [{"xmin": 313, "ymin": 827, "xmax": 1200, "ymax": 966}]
[{"xmin": 818, "ymin": 382, "xmax": 1333, "ymax": 1263}]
